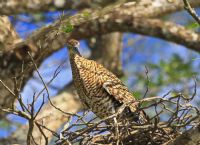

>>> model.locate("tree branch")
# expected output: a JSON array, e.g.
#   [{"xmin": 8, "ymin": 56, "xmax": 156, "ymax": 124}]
[
  {"xmin": 0, "ymin": 1, "xmax": 199, "ymax": 144},
  {"xmin": 0, "ymin": 0, "xmax": 121, "ymax": 15},
  {"xmin": 167, "ymin": 124, "xmax": 200, "ymax": 145},
  {"xmin": 10, "ymin": 90, "xmax": 82, "ymax": 145},
  {"xmin": 88, "ymin": 32, "xmax": 123, "ymax": 76},
  {"xmin": 0, "ymin": 15, "xmax": 22, "ymax": 51},
  {"xmin": 4, "ymin": 32, "xmax": 124, "ymax": 144},
  {"xmin": 1, "ymin": 2, "xmax": 200, "ymax": 117},
  {"xmin": 21, "ymin": 9, "xmax": 200, "ymax": 62},
  {"xmin": 183, "ymin": 0, "xmax": 200, "ymax": 25}
]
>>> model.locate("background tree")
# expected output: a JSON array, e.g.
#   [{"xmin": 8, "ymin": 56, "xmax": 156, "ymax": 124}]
[{"xmin": 0, "ymin": 0, "xmax": 200, "ymax": 144}]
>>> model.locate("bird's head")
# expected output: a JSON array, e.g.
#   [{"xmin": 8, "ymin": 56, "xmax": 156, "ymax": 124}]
[{"xmin": 66, "ymin": 39, "xmax": 81, "ymax": 56}]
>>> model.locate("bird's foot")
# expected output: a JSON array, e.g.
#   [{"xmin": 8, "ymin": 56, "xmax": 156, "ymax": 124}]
[{"xmin": 114, "ymin": 117, "xmax": 120, "ymax": 145}]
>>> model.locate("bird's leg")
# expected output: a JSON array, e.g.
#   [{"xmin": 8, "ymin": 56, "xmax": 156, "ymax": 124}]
[
  {"xmin": 113, "ymin": 103, "xmax": 127, "ymax": 144},
  {"xmin": 114, "ymin": 116, "xmax": 120, "ymax": 145}
]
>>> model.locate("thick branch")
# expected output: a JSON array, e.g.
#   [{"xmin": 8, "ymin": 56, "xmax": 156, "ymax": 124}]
[
  {"xmin": 0, "ymin": 0, "xmax": 120, "ymax": 15},
  {"xmin": 167, "ymin": 125, "xmax": 200, "ymax": 145},
  {"xmin": 0, "ymin": 15, "xmax": 24, "ymax": 117},
  {"xmin": 0, "ymin": 1, "xmax": 199, "ymax": 143},
  {"xmin": 0, "ymin": 89, "xmax": 81, "ymax": 145},
  {"xmin": 4, "ymin": 32, "xmax": 123, "ymax": 144},
  {"xmin": 131, "ymin": 0, "xmax": 200, "ymax": 18},
  {"xmin": 88, "ymin": 32, "xmax": 123, "ymax": 76},
  {"xmin": 1, "ymin": 1, "xmax": 200, "ymax": 118},
  {"xmin": 0, "ymin": 15, "xmax": 22, "ymax": 51},
  {"xmin": 0, "ymin": 0, "xmax": 200, "ymax": 16},
  {"xmin": 23, "ymin": 9, "xmax": 200, "ymax": 62}
]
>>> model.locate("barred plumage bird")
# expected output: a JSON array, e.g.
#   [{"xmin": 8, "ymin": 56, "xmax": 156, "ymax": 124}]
[{"xmin": 66, "ymin": 39, "xmax": 147, "ymax": 123}]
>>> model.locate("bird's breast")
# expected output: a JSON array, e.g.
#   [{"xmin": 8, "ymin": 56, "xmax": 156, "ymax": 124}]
[{"xmin": 70, "ymin": 56, "xmax": 129, "ymax": 119}]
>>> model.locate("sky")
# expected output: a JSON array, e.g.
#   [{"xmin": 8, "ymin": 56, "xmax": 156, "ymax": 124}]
[{"xmin": 0, "ymin": 8, "xmax": 200, "ymax": 138}]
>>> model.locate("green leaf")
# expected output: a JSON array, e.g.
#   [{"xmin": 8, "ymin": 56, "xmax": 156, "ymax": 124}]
[
  {"xmin": 63, "ymin": 22, "xmax": 74, "ymax": 33},
  {"xmin": 133, "ymin": 91, "xmax": 142, "ymax": 99},
  {"xmin": 192, "ymin": 58, "xmax": 200, "ymax": 61},
  {"xmin": 82, "ymin": 11, "xmax": 90, "ymax": 18},
  {"xmin": 0, "ymin": 120, "xmax": 10, "ymax": 129},
  {"xmin": 120, "ymin": 76, "xmax": 128, "ymax": 82},
  {"xmin": 186, "ymin": 22, "xmax": 200, "ymax": 29}
]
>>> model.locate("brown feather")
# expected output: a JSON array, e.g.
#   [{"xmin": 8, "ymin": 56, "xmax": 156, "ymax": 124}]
[{"xmin": 67, "ymin": 39, "xmax": 147, "ymax": 123}]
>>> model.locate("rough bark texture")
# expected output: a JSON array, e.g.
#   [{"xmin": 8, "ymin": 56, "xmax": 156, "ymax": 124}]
[
  {"xmin": 1, "ymin": 32, "xmax": 123, "ymax": 144},
  {"xmin": 89, "ymin": 32, "xmax": 123, "ymax": 76},
  {"xmin": 0, "ymin": 15, "xmax": 22, "ymax": 51},
  {"xmin": 0, "ymin": 0, "xmax": 200, "ymax": 144},
  {"xmin": 0, "ymin": 15, "xmax": 23, "ymax": 117},
  {"xmin": 0, "ymin": 0, "xmax": 121, "ymax": 15},
  {"xmin": 0, "ymin": 0, "xmax": 200, "ymax": 16},
  {"xmin": 0, "ymin": 89, "xmax": 81, "ymax": 145},
  {"xmin": 167, "ymin": 125, "xmax": 200, "ymax": 145},
  {"xmin": 1, "ymin": 0, "xmax": 200, "ymax": 118}
]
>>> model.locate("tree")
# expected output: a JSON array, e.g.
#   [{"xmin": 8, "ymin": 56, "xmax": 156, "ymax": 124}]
[{"xmin": 0, "ymin": 0, "xmax": 200, "ymax": 144}]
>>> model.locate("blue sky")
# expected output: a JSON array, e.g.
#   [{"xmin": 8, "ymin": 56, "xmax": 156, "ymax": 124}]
[{"xmin": 0, "ymin": 9, "xmax": 200, "ymax": 138}]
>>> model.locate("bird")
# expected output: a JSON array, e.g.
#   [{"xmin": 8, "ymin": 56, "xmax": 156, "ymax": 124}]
[{"xmin": 66, "ymin": 39, "xmax": 147, "ymax": 124}]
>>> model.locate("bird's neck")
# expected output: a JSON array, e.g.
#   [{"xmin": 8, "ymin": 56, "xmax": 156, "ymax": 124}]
[
  {"xmin": 69, "ymin": 53, "xmax": 77, "ymax": 61},
  {"xmin": 68, "ymin": 47, "xmax": 82, "ymax": 74},
  {"xmin": 69, "ymin": 50, "xmax": 81, "ymax": 60},
  {"xmin": 71, "ymin": 46, "xmax": 81, "ymax": 56},
  {"xmin": 69, "ymin": 51, "xmax": 82, "ymax": 71}
]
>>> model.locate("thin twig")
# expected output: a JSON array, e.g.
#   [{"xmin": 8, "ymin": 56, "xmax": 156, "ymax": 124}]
[
  {"xmin": 28, "ymin": 52, "xmax": 79, "ymax": 117},
  {"xmin": 0, "ymin": 80, "xmax": 16, "ymax": 97},
  {"xmin": 183, "ymin": 0, "xmax": 200, "ymax": 25},
  {"xmin": 143, "ymin": 65, "xmax": 150, "ymax": 98}
]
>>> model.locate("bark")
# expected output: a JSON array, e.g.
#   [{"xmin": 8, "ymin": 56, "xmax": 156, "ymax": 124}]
[
  {"xmin": 0, "ymin": 15, "xmax": 23, "ymax": 117},
  {"xmin": 0, "ymin": 15, "xmax": 22, "ymax": 51},
  {"xmin": 10, "ymin": 89, "xmax": 82, "ymax": 145},
  {"xmin": 0, "ymin": 0, "xmax": 120, "ymax": 15},
  {"xmin": 0, "ymin": 1, "xmax": 200, "ymax": 144},
  {"xmin": 18, "ymin": 10, "xmax": 200, "ymax": 63},
  {"xmin": 0, "ymin": 88, "xmax": 81, "ymax": 145},
  {"xmin": 167, "ymin": 125, "xmax": 200, "ymax": 145},
  {"xmin": 88, "ymin": 32, "xmax": 123, "ymax": 76},
  {"xmin": 129, "ymin": 0, "xmax": 200, "ymax": 18},
  {"xmin": 0, "ymin": 0, "xmax": 200, "ymax": 16},
  {"xmin": 1, "ymin": 0, "xmax": 200, "ymax": 118},
  {"xmin": 3, "ymin": 32, "xmax": 123, "ymax": 144}
]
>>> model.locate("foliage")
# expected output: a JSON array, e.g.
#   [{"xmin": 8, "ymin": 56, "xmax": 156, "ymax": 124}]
[
  {"xmin": 149, "ymin": 54, "xmax": 197, "ymax": 84},
  {"xmin": 62, "ymin": 22, "xmax": 74, "ymax": 33},
  {"xmin": 186, "ymin": 22, "xmax": 200, "ymax": 30},
  {"xmin": 0, "ymin": 120, "xmax": 10, "ymax": 130},
  {"xmin": 130, "ymin": 54, "xmax": 199, "ymax": 98}
]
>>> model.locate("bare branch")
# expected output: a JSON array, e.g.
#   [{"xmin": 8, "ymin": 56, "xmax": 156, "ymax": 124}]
[
  {"xmin": 0, "ymin": 0, "xmax": 121, "ymax": 15},
  {"xmin": 1, "ymin": 1, "xmax": 200, "ymax": 118},
  {"xmin": 167, "ymin": 125, "xmax": 200, "ymax": 145},
  {"xmin": 58, "ymin": 90, "xmax": 199, "ymax": 144},
  {"xmin": 183, "ymin": 0, "xmax": 200, "ymax": 25}
]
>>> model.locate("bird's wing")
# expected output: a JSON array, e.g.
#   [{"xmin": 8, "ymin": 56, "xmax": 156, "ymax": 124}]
[
  {"xmin": 103, "ymin": 80, "xmax": 148, "ymax": 123},
  {"xmin": 76, "ymin": 57, "xmax": 138, "ymax": 111},
  {"xmin": 76, "ymin": 58, "xmax": 147, "ymax": 121},
  {"xmin": 103, "ymin": 80, "xmax": 138, "ymax": 112}
]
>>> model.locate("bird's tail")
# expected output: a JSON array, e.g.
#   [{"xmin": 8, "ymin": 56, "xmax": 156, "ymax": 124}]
[
  {"xmin": 122, "ymin": 107, "xmax": 148, "ymax": 124},
  {"xmin": 138, "ymin": 110, "xmax": 149, "ymax": 124}
]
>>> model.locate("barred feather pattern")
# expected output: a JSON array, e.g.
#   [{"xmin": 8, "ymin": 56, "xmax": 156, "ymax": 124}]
[{"xmin": 68, "ymin": 39, "xmax": 147, "ymax": 123}]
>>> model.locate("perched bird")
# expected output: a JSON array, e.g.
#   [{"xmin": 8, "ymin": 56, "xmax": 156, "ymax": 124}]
[{"xmin": 66, "ymin": 39, "xmax": 147, "ymax": 123}]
